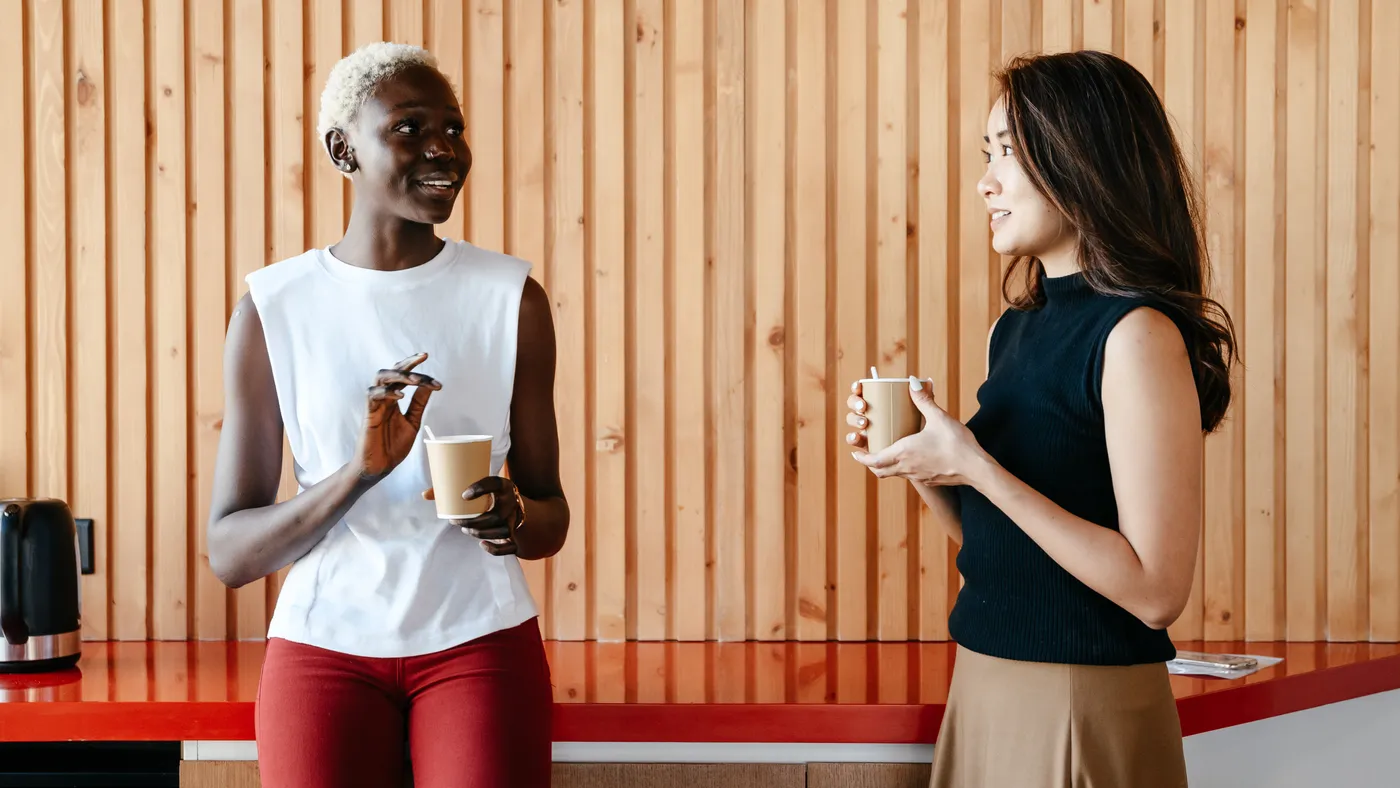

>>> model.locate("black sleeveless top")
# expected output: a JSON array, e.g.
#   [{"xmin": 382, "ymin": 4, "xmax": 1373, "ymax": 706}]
[{"xmin": 947, "ymin": 271, "xmax": 1179, "ymax": 666}]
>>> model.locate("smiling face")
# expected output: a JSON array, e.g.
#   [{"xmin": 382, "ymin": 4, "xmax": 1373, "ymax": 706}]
[
  {"xmin": 977, "ymin": 98, "xmax": 1075, "ymax": 266},
  {"xmin": 331, "ymin": 64, "xmax": 471, "ymax": 226}
]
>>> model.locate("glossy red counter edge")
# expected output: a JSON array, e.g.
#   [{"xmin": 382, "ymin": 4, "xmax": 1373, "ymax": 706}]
[{"xmin": 5, "ymin": 650, "xmax": 1397, "ymax": 744}]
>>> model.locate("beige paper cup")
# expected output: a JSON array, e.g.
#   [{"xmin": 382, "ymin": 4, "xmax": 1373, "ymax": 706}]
[
  {"xmin": 859, "ymin": 378, "xmax": 922, "ymax": 454},
  {"xmin": 424, "ymin": 435, "xmax": 493, "ymax": 519}
]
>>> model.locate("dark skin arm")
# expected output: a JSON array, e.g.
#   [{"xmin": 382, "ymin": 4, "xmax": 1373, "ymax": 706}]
[
  {"xmin": 426, "ymin": 277, "xmax": 570, "ymax": 559},
  {"xmin": 206, "ymin": 293, "xmax": 441, "ymax": 589}
]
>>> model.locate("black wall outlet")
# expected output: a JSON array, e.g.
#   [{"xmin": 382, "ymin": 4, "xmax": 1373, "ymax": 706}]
[{"xmin": 76, "ymin": 518, "xmax": 94, "ymax": 575}]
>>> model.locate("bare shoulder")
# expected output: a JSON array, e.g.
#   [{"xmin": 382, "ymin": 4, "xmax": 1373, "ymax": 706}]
[
  {"xmin": 227, "ymin": 292, "xmax": 263, "ymax": 339},
  {"xmin": 1102, "ymin": 305, "xmax": 1197, "ymax": 421},
  {"xmin": 1104, "ymin": 305, "xmax": 1189, "ymax": 369},
  {"xmin": 518, "ymin": 276, "xmax": 556, "ymax": 347}
]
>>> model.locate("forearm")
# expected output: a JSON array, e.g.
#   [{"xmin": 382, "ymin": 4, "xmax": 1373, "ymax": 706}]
[
  {"xmin": 912, "ymin": 481, "xmax": 963, "ymax": 545},
  {"xmin": 966, "ymin": 453, "xmax": 1174, "ymax": 628},
  {"xmin": 209, "ymin": 463, "xmax": 373, "ymax": 588},
  {"xmin": 514, "ymin": 493, "xmax": 569, "ymax": 560}
]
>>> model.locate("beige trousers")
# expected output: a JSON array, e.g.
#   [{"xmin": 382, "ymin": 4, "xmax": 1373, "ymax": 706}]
[{"xmin": 929, "ymin": 645, "xmax": 1189, "ymax": 788}]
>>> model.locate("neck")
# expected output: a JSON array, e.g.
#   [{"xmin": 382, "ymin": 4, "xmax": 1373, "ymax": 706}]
[
  {"xmin": 331, "ymin": 202, "xmax": 444, "ymax": 271},
  {"xmin": 1038, "ymin": 244, "xmax": 1080, "ymax": 279}
]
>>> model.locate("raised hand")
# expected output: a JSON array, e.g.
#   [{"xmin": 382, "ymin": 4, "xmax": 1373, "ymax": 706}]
[{"xmin": 353, "ymin": 352, "xmax": 442, "ymax": 481}]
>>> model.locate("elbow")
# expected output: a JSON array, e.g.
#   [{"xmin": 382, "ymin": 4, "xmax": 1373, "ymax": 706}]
[
  {"xmin": 208, "ymin": 552, "xmax": 250, "ymax": 590},
  {"xmin": 206, "ymin": 522, "xmax": 252, "ymax": 590},
  {"xmin": 1138, "ymin": 596, "xmax": 1188, "ymax": 631}
]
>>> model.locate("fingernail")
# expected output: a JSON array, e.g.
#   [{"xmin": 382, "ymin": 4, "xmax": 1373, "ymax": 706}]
[{"xmin": 909, "ymin": 376, "xmax": 923, "ymax": 391}]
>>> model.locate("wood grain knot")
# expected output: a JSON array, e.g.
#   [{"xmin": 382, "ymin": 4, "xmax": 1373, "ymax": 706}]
[
  {"xmin": 798, "ymin": 598, "xmax": 827, "ymax": 622},
  {"xmin": 767, "ymin": 326, "xmax": 785, "ymax": 348},
  {"xmin": 75, "ymin": 71, "xmax": 94, "ymax": 106}
]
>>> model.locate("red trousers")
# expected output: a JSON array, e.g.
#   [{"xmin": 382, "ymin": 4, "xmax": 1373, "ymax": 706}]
[{"xmin": 255, "ymin": 618, "xmax": 553, "ymax": 788}]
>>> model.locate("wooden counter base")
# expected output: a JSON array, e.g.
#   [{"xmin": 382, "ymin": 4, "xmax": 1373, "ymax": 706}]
[{"xmin": 4, "ymin": 639, "xmax": 1398, "ymax": 788}]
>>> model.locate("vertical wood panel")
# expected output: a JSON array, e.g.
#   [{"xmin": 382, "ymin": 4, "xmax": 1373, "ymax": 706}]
[
  {"xmin": 469, "ymin": 0, "xmax": 506, "ymax": 251},
  {"xmin": 1123, "ymin": 0, "xmax": 1156, "ymax": 86},
  {"xmin": 1244, "ymin": 0, "xmax": 1285, "ymax": 642},
  {"xmin": 748, "ymin": 0, "xmax": 786, "ymax": 641},
  {"xmin": 1043, "ymin": 0, "xmax": 1075, "ymax": 53},
  {"xmin": 349, "ymin": 0, "xmax": 383, "ymax": 47},
  {"xmin": 309, "ymin": 0, "xmax": 346, "ymax": 249},
  {"xmin": 0, "ymin": 0, "xmax": 26, "ymax": 500},
  {"xmin": 229, "ymin": 0, "xmax": 267, "ymax": 641},
  {"xmin": 631, "ymin": 0, "xmax": 668, "ymax": 642},
  {"xmin": 13, "ymin": 0, "xmax": 1400, "ymax": 645},
  {"xmin": 387, "ymin": 0, "xmax": 423, "ymax": 46},
  {"xmin": 1370, "ymin": 0, "xmax": 1400, "ymax": 643},
  {"xmin": 149, "ymin": 0, "xmax": 188, "ymax": 641},
  {"xmin": 107, "ymin": 0, "xmax": 149, "ymax": 641},
  {"xmin": 791, "ymin": 0, "xmax": 829, "ymax": 642},
  {"xmin": 190, "ymin": 0, "xmax": 228, "ymax": 641},
  {"xmin": 1326, "ymin": 0, "xmax": 1367, "ymax": 642},
  {"xmin": 916, "ymin": 0, "xmax": 952, "ymax": 641},
  {"xmin": 1164, "ymin": 0, "xmax": 1204, "ymax": 642},
  {"xmin": 832, "ymin": 0, "xmax": 869, "ymax": 642},
  {"xmin": 1285, "ymin": 0, "xmax": 1326, "ymax": 641},
  {"xmin": 1082, "ymin": 0, "xmax": 1114, "ymax": 52},
  {"xmin": 669, "ymin": 0, "xmax": 708, "ymax": 643},
  {"xmin": 875, "ymin": 0, "xmax": 909, "ymax": 642},
  {"xmin": 30, "ymin": 0, "xmax": 68, "ymax": 506},
  {"xmin": 1202, "ymin": 0, "xmax": 1242, "ymax": 641},
  {"xmin": 70, "ymin": 0, "xmax": 109, "ymax": 640},
  {"xmin": 429, "ymin": 0, "xmax": 465, "ymax": 243},
  {"xmin": 506, "ymin": 0, "xmax": 550, "ymax": 633},
  {"xmin": 957, "ymin": 0, "xmax": 992, "ymax": 426},
  {"xmin": 710, "ymin": 0, "xmax": 747, "ymax": 641},
  {"xmin": 590, "ymin": 0, "xmax": 628, "ymax": 642},
  {"xmin": 268, "ymin": 0, "xmax": 306, "ymax": 607},
  {"xmin": 548, "ymin": 0, "xmax": 589, "ymax": 640}
]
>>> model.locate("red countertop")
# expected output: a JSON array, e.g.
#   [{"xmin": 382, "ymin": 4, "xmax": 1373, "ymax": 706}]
[{"xmin": 1, "ymin": 640, "xmax": 1397, "ymax": 744}]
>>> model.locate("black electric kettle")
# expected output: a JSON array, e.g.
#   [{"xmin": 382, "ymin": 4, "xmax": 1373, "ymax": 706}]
[{"xmin": 1, "ymin": 498, "xmax": 81, "ymax": 672}]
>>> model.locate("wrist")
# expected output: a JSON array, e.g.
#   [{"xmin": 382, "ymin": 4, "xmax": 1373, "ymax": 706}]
[
  {"xmin": 962, "ymin": 448, "xmax": 1000, "ymax": 491},
  {"xmin": 339, "ymin": 461, "xmax": 380, "ymax": 495}
]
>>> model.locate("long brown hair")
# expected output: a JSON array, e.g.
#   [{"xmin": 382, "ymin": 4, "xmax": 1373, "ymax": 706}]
[{"xmin": 995, "ymin": 50, "xmax": 1237, "ymax": 433}]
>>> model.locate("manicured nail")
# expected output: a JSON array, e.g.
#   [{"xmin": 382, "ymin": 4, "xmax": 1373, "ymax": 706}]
[{"xmin": 909, "ymin": 376, "xmax": 923, "ymax": 391}]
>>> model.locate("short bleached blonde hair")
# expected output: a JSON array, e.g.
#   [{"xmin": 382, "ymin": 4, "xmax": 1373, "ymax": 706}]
[{"xmin": 317, "ymin": 41, "xmax": 447, "ymax": 143}]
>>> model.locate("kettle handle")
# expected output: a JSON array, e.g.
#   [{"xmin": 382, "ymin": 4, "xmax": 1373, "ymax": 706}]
[{"xmin": 1, "ymin": 503, "xmax": 25, "ymax": 646}]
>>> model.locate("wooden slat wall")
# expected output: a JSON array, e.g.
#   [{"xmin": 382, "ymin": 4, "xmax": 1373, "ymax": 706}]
[{"xmin": 1, "ymin": 0, "xmax": 1396, "ymax": 644}]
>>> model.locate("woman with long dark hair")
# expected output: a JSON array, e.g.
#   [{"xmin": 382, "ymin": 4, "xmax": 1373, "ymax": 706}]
[{"xmin": 848, "ymin": 50, "xmax": 1235, "ymax": 786}]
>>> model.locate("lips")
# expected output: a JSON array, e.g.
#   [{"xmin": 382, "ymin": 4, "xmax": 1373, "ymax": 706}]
[
  {"xmin": 414, "ymin": 172, "xmax": 461, "ymax": 199},
  {"xmin": 989, "ymin": 208, "xmax": 1010, "ymax": 228}
]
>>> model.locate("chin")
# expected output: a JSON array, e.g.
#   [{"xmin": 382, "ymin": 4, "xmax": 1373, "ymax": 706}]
[
  {"xmin": 402, "ymin": 203, "xmax": 457, "ymax": 227},
  {"xmin": 991, "ymin": 235, "xmax": 1019, "ymax": 257}
]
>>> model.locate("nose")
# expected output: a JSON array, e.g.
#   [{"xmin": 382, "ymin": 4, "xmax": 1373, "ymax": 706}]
[
  {"xmin": 423, "ymin": 132, "xmax": 453, "ymax": 161},
  {"xmin": 977, "ymin": 166, "xmax": 1000, "ymax": 200}
]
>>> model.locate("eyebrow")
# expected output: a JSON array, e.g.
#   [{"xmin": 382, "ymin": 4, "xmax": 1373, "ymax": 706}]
[
  {"xmin": 391, "ymin": 102, "xmax": 462, "ymax": 113},
  {"xmin": 981, "ymin": 130, "xmax": 1011, "ymax": 142}
]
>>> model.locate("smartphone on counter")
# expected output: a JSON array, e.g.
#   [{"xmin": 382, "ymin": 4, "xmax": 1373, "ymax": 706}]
[{"xmin": 1172, "ymin": 651, "xmax": 1258, "ymax": 670}]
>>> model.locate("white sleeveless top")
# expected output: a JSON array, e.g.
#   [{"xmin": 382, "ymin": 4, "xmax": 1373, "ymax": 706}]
[{"xmin": 245, "ymin": 239, "xmax": 539, "ymax": 658}]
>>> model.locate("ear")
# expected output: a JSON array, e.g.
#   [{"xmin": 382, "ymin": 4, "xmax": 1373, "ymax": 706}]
[{"xmin": 325, "ymin": 128, "xmax": 355, "ymax": 174}]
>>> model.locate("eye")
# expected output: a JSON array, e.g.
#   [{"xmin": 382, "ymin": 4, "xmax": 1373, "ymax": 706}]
[
  {"xmin": 447, "ymin": 123, "xmax": 464, "ymax": 137},
  {"xmin": 981, "ymin": 149, "xmax": 991, "ymax": 163},
  {"xmin": 1002, "ymin": 144, "xmax": 1014, "ymax": 156},
  {"xmin": 394, "ymin": 119, "xmax": 419, "ymax": 134}
]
